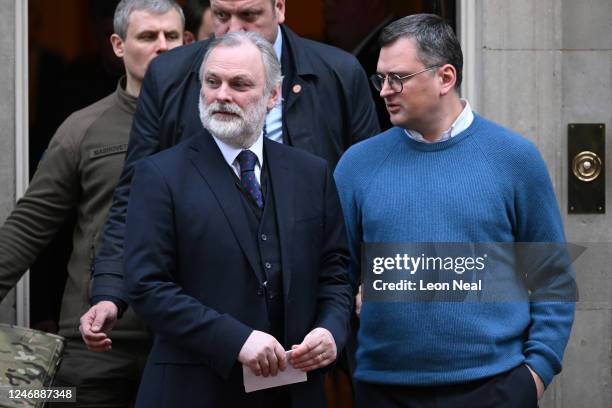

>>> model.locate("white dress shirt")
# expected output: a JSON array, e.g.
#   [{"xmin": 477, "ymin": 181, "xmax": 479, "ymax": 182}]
[
  {"xmin": 211, "ymin": 133, "xmax": 264, "ymax": 184},
  {"xmin": 405, "ymin": 99, "xmax": 474, "ymax": 143}
]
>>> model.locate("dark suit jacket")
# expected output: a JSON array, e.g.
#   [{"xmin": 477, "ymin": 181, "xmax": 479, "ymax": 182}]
[
  {"xmin": 93, "ymin": 25, "xmax": 379, "ymax": 308},
  {"xmin": 124, "ymin": 132, "xmax": 353, "ymax": 407}
]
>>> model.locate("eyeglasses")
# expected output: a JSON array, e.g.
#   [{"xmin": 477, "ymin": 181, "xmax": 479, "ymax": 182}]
[{"xmin": 370, "ymin": 65, "xmax": 440, "ymax": 93}]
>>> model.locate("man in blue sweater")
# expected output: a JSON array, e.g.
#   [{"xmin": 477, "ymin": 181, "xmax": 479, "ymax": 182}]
[{"xmin": 334, "ymin": 14, "xmax": 575, "ymax": 407}]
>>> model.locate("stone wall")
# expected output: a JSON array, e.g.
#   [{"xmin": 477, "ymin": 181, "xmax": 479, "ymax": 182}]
[{"xmin": 473, "ymin": 1, "xmax": 612, "ymax": 406}]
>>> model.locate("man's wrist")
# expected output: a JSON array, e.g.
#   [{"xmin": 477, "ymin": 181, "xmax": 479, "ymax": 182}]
[{"xmin": 90, "ymin": 296, "xmax": 126, "ymax": 317}]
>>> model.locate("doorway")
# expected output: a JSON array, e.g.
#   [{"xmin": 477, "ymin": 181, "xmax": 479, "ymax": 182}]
[{"xmin": 22, "ymin": 0, "xmax": 457, "ymax": 331}]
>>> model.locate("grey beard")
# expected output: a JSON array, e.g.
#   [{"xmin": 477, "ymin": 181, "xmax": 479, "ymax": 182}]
[{"xmin": 199, "ymin": 97, "xmax": 267, "ymax": 149}]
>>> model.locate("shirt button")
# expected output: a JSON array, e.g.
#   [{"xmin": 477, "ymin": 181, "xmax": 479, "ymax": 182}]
[
  {"xmin": 265, "ymin": 262, "xmax": 272, "ymax": 269},
  {"xmin": 261, "ymin": 234, "xmax": 267, "ymax": 241}
]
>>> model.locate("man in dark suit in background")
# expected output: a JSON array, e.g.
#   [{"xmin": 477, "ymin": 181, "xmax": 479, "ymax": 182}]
[
  {"xmin": 123, "ymin": 31, "xmax": 353, "ymax": 407},
  {"xmin": 80, "ymin": 0, "xmax": 378, "ymax": 343}
]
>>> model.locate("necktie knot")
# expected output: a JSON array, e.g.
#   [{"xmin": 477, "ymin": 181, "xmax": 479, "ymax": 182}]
[{"xmin": 237, "ymin": 150, "xmax": 258, "ymax": 173}]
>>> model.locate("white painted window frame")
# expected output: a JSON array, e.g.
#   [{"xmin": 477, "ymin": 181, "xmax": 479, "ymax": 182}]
[{"xmin": 15, "ymin": 0, "xmax": 29, "ymax": 327}]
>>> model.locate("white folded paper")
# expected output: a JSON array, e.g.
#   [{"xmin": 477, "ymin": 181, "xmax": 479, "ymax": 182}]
[{"xmin": 243, "ymin": 350, "xmax": 307, "ymax": 393}]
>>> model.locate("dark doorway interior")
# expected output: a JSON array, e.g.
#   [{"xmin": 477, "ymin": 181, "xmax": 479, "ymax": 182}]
[{"xmin": 288, "ymin": 0, "xmax": 457, "ymax": 130}]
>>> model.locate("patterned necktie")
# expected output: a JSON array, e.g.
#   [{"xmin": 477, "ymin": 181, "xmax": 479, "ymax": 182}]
[{"xmin": 236, "ymin": 150, "xmax": 263, "ymax": 208}]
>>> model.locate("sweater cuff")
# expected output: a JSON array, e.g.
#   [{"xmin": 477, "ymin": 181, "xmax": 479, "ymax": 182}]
[{"xmin": 524, "ymin": 352, "xmax": 558, "ymax": 387}]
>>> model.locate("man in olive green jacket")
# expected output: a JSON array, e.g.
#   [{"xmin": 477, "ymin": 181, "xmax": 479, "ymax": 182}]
[{"xmin": 0, "ymin": 1, "xmax": 184, "ymax": 406}]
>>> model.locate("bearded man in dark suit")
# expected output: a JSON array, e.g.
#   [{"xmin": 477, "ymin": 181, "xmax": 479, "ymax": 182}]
[{"xmin": 122, "ymin": 31, "xmax": 353, "ymax": 407}]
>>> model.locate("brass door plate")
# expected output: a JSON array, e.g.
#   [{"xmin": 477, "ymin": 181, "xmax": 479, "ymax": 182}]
[{"xmin": 568, "ymin": 123, "xmax": 605, "ymax": 214}]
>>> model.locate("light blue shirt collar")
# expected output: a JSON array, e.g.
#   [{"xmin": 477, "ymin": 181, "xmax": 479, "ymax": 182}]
[
  {"xmin": 273, "ymin": 25, "xmax": 282, "ymax": 61},
  {"xmin": 265, "ymin": 26, "xmax": 284, "ymax": 143},
  {"xmin": 405, "ymin": 99, "xmax": 474, "ymax": 143}
]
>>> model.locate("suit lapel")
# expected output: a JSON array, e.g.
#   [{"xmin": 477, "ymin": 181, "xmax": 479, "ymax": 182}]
[
  {"xmin": 187, "ymin": 131, "xmax": 265, "ymax": 283},
  {"xmin": 264, "ymin": 139, "xmax": 295, "ymax": 302}
]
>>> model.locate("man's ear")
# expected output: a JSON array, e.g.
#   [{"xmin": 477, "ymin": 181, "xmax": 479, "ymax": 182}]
[
  {"xmin": 267, "ymin": 83, "xmax": 282, "ymax": 111},
  {"xmin": 438, "ymin": 64, "xmax": 457, "ymax": 96},
  {"xmin": 275, "ymin": 0, "xmax": 286, "ymax": 25},
  {"xmin": 110, "ymin": 34, "xmax": 125, "ymax": 58}
]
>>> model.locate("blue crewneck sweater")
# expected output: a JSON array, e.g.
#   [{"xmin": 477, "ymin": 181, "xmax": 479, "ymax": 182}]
[{"xmin": 334, "ymin": 114, "xmax": 574, "ymax": 387}]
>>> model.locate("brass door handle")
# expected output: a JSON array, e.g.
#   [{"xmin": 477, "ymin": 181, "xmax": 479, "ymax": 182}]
[{"xmin": 572, "ymin": 151, "xmax": 602, "ymax": 182}]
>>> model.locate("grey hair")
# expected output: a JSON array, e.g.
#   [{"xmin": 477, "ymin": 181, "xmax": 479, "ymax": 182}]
[
  {"xmin": 113, "ymin": 0, "xmax": 185, "ymax": 39},
  {"xmin": 379, "ymin": 14, "xmax": 463, "ymax": 89},
  {"xmin": 199, "ymin": 31, "xmax": 282, "ymax": 97}
]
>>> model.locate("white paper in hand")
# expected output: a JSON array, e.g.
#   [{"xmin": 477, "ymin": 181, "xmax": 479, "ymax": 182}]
[{"xmin": 243, "ymin": 350, "xmax": 307, "ymax": 393}]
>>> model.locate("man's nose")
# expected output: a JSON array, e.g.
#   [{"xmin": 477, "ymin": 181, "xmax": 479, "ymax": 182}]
[
  {"xmin": 227, "ymin": 16, "xmax": 247, "ymax": 33},
  {"xmin": 215, "ymin": 83, "xmax": 232, "ymax": 102},
  {"xmin": 157, "ymin": 33, "xmax": 169, "ymax": 53},
  {"xmin": 379, "ymin": 77, "xmax": 395, "ymax": 98}
]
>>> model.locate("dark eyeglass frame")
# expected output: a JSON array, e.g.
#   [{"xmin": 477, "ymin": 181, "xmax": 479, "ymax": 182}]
[{"xmin": 370, "ymin": 65, "xmax": 441, "ymax": 93}]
